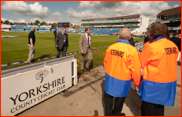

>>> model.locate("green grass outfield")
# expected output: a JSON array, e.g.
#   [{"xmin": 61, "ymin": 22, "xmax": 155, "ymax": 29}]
[{"xmin": 1, "ymin": 32, "xmax": 143, "ymax": 70}]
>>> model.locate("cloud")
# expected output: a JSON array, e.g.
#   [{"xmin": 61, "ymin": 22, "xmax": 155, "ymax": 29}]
[
  {"xmin": 65, "ymin": 7, "xmax": 106, "ymax": 18},
  {"xmin": 29, "ymin": 12, "xmax": 63, "ymax": 23},
  {"xmin": 173, "ymin": 4, "xmax": 180, "ymax": 8},
  {"xmin": 78, "ymin": 1, "xmax": 121, "ymax": 10},
  {"xmin": 1, "ymin": 11, "xmax": 63, "ymax": 24},
  {"xmin": 1, "ymin": 17, "xmax": 16, "ymax": 23},
  {"xmin": 1, "ymin": 18, "xmax": 7, "ymax": 22},
  {"xmin": 8, "ymin": 19, "xmax": 16, "ymax": 23},
  {"xmin": 78, "ymin": 1, "xmax": 92, "ymax": 9},
  {"xmin": 1, "ymin": 1, "xmax": 50, "ymax": 19},
  {"xmin": 52, "ymin": 12, "xmax": 62, "ymax": 19}
]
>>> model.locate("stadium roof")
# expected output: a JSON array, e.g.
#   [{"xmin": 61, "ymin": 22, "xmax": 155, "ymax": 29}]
[
  {"xmin": 81, "ymin": 14, "xmax": 142, "ymax": 21},
  {"xmin": 157, "ymin": 6, "xmax": 181, "ymax": 17}
]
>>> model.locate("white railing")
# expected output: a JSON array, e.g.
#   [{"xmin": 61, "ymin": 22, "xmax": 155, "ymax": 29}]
[
  {"xmin": 82, "ymin": 18, "xmax": 140, "ymax": 24},
  {"xmin": 135, "ymin": 42, "xmax": 144, "ymax": 53}
]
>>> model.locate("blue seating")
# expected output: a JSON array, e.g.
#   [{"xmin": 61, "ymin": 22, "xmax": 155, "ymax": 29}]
[
  {"xmin": 39, "ymin": 26, "xmax": 51, "ymax": 30},
  {"xmin": 75, "ymin": 29, "xmax": 84, "ymax": 33},
  {"xmin": 24, "ymin": 30, "xmax": 31, "ymax": 32},
  {"xmin": 25, "ymin": 26, "xmax": 38, "ymax": 29},
  {"xmin": 38, "ymin": 30, "xmax": 49, "ymax": 33},
  {"xmin": 11, "ymin": 25, "xmax": 26, "ymax": 29},
  {"xmin": 50, "ymin": 29, "xmax": 62, "ymax": 33},
  {"xmin": 57, "ymin": 30, "xmax": 62, "ymax": 33},
  {"xmin": 90, "ymin": 29, "xmax": 96, "ymax": 33},
  {"xmin": 11, "ymin": 29, "xmax": 23, "ymax": 32},
  {"xmin": 75, "ymin": 29, "xmax": 81, "ymax": 33},
  {"xmin": 69, "ymin": 30, "xmax": 74, "ymax": 33}
]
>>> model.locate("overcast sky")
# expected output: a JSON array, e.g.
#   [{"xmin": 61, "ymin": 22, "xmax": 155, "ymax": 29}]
[{"xmin": 1, "ymin": 1, "xmax": 181, "ymax": 25}]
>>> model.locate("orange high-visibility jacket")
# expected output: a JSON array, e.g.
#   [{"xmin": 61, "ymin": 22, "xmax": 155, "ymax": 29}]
[
  {"xmin": 139, "ymin": 36, "xmax": 179, "ymax": 106},
  {"xmin": 104, "ymin": 39, "xmax": 141, "ymax": 97}
]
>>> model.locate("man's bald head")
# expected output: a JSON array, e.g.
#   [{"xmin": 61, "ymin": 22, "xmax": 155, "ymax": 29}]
[
  {"xmin": 118, "ymin": 28, "xmax": 131, "ymax": 40},
  {"xmin": 31, "ymin": 27, "xmax": 35, "ymax": 32}
]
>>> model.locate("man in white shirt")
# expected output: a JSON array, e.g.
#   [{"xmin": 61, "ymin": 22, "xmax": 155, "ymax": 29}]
[{"xmin": 79, "ymin": 27, "xmax": 93, "ymax": 72}]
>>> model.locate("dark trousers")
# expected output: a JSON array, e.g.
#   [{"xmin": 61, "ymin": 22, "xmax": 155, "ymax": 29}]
[
  {"xmin": 104, "ymin": 91, "xmax": 126, "ymax": 116},
  {"xmin": 56, "ymin": 45, "xmax": 67, "ymax": 58},
  {"xmin": 141, "ymin": 101, "xmax": 164, "ymax": 116}
]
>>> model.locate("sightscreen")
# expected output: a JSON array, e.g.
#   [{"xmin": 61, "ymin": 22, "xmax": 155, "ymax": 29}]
[{"xmin": 58, "ymin": 22, "xmax": 70, "ymax": 27}]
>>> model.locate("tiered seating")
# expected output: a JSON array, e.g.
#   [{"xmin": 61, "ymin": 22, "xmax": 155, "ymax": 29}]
[
  {"xmin": 24, "ymin": 30, "xmax": 31, "ymax": 32},
  {"xmin": 75, "ymin": 29, "xmax": 81, "ymax": 33},
  {"xmin": 11, "ymin": 29, "xmax": 23, "ymax": 32},
  {"xmin": 11, "ymin": 25, "xmax": 26, "ymax": 29},
  {"xmin": 50, "ymin": 29, "xmax": 62, "ymax": 33},
  {"xmin": 69, "ymin": 30, "xmax": 74, "ymax": 33},
  {"xmin": 93, "ymin": 30, "xmax": 101, "ymax": 34},
  {"xmin": 90, "ymin": 29, "xmax": 96, "ymax": 33},
  {"xmin": 92, "ymin": 29, "xmax": 111, "ymax": 34},
  {"xmin": 50, "ymin": 29, "xmax": 55, "ymax": 32},
  {"xmin": 25, "ymin": 26, "xmax": 38, "ymax": 30},
  {"xmin": 101, "ymin": 29, "xmax": 111, "ymax": 34},
  {"xmin": 57, "ymin": 30, "xmax": 62, "ymax": 33},
  {"xmin": 75, "ymin": 29, "xmax": 85, "ymax": 33},
  {"xmin": 66, "ymin": 30, "xmax": 75, "ymax": 33},
  {"xmin": 107, "ymin": 29, "xmax": 120, "ymax": 34},
  {"xmin": 38, "ymin": 30, "xmax": 49, "ymax": 33},
  {"xmin": 39, "ymin": 26, "xmax": 51, "ymax": 30},
  {"xmin": 25, "ymin": 27, "xmax": 32, "ymax": 30}
]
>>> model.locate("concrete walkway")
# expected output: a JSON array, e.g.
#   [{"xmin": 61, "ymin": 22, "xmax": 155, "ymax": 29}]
[{"xmin": 18, "ymin": 65, "xmax": 181, "ymax": 116}]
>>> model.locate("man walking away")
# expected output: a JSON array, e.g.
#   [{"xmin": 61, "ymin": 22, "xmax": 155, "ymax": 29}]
[
  {"xmin": 79, "ymin": 27, "xmax": 93, "ymax": 72},
  {"xmin": 144, "ymin": 33, "xmax": 150, "ymax": 43},
  {"xmin": 54, "ymin": 26, "xmax": 57, "ymax": 39},
  {"xmin": 104, "ymin": 28, "xmax": 141, "ymax": 116},
  {"xmin": 170, "ymin": 33, "xmax": 181, "ymax": 63},
  {"xmin": 27, "ymin": 27, "xmax": 36, "ymax": 64},
  {"xmin": 129, "ymin": 34, "xmax": 135, "ymax": 46},
  {"xmin": 55, "ymin": 27, "xmax": 69, "ymax": 58}
]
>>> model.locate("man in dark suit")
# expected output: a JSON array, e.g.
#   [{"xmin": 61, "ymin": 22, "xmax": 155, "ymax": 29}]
[
  {"xmin": 54, "ymin": 26, "xmax": 57, "ymax": 39},
  {"xmin": 129, "ymin": 34, "xmax": 135, "ymax": 47},
  {"xmin": 170, "ymin": 33, "xmax": 181, "ymax": 51},
  {"xmin": 55, "ymin": 27, "xmax": 69, "ymax": 58},
  {"xmin": 170, "ymin": 33, "xmax": 181, "ymax": 63},
  {"xmin": 144, "ymin": 33, "xmax": 150, "ymax": 43}
]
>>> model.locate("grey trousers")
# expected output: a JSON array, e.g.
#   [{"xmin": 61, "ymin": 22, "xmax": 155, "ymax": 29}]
[
  {"xmin": 27, "ymin": 44, "xmax": 35, "ymax": 62},
  {"xmin": 56, "ymin": 46, "xmax": 67, "ymax": 58},
  {"xmin": 81, "ymin": 48, "xmax": 93, "ymax": 70}
]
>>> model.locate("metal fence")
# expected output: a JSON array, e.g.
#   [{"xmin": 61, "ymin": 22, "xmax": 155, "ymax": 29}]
[{"xmin": 135, "ymin": 42, "xmax": 144, "ymax": 53}]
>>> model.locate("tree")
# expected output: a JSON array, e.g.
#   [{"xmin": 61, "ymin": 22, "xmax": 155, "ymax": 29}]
[
  {"xmin": 34, "ymin": 20, "xmax": 40, "ymax": 25},
  {"xmin": 30, "ymin": 22, "xmax": 33, "ymax": 25},
  {"xmin": 41, "ymin": 21, "xmax": 46, "ymax": 25},
  {"xmin": 51, "ymin": 23, "xmax": 57, "ymax": 29},
  {"xmin": 1, "ymin": 20, "xmax": 3, "ymax": 24},
  {"xmin": 4, "ymin": 20, "xmax": 9, "ymax": 24}
]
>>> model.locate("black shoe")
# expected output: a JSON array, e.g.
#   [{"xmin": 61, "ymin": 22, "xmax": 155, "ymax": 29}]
[
  {"xmin": 31, "ymin": 59, "xmax": 35, "ymax": 62},
  {"xmin": 178, "ymin": 61, "xmax": 181, "ymax": 66},
  {"xmin": 86, "ymin": 67, "xmax": 90, "ymax": 72},
  {"xmin": 120, "ymin": 113, "xmax": 125, "ymax": 116}
]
